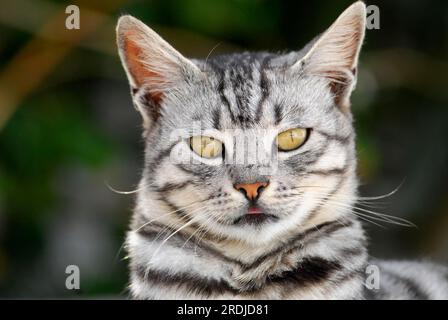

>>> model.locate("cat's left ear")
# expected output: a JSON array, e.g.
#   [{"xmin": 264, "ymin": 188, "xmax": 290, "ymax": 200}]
[
  {"xmin": 116, "ymin": 15, "xmax": 203, "ymax": 128},
  {"xmin": 292, "ymin": 1, "xmax": 366, "ymax": 112}
]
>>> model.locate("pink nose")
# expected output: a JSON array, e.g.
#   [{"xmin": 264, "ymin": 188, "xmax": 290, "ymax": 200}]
[{"xmin": 234, "ymin": 182, "xmax": 269, "ymax": 201}]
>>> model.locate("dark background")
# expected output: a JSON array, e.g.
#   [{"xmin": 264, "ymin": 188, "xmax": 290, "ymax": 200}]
[{"xmin": 0, "ymin": 0, "xmax": 447, "ymax": 298}]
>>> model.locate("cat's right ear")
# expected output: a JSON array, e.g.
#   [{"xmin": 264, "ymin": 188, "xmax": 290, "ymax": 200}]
[{"xmin": 116, "ymin": 15, "xmax": 203, "ymax": 128}]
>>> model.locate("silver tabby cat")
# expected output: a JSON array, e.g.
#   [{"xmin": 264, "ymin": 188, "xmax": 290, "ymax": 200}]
[{"xmin": 116, "ymin": 2, "xmax": 448, "ymax": 299}]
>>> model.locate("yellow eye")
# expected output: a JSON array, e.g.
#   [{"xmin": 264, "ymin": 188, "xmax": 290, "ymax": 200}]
[
  {"xmin": 277, "ymin": 128, "xmax": 308, "ymax": 151},
  {"xmin": 190, "ymin": 136, "xmax": 223, "ymax": 158}
]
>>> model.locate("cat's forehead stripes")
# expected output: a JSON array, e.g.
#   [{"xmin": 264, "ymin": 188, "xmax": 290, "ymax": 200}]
[
  {"xmin": 206, "ymin": 54, "xmax": 273, "ymax": 128},
  {"xmin": 189, "ymin": 52, "xmax": 349, "ymax": 135}
]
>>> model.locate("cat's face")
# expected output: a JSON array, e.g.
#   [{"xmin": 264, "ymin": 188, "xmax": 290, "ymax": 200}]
[{"xmin": 117, "ymin": 2, "xmax": 366, "ymax": 245}]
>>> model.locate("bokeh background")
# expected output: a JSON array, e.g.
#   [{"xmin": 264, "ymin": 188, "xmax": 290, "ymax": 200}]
[{"xmin": 0, "ymin": 0, "xmax": 447, "ymax": 298}]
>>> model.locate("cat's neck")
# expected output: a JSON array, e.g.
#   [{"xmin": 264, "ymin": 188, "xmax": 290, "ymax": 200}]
[{"xmin": 130, "ymin": 213, "xmax": 368, "ymax": 299}]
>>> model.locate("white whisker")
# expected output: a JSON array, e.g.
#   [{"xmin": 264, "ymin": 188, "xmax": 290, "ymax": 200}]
[
  {"xmin": 105, "ymin": 181, "xmax": 143, "ymax": 195},
  {"xmin": 288, "ymin": 190, "xmax": 415, "ymax": 228},
  {"xmin": 135, "ymin": 201, "xmax": 208, "ymax": 232}
]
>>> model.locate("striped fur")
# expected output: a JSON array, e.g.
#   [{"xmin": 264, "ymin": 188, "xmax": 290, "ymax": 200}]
[
  {"xmin": 128, "ymin": 218, "xmax": 367, "ymax": 299},
  {"xmin": 116, "ymin": 2, "xmax": 448, "ymax": 299}
]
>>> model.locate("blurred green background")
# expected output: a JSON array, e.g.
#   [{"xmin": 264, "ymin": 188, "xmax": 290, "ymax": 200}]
[{"xmin": 0, "ymin": 0, "xmax": 447, "ymax": 298}]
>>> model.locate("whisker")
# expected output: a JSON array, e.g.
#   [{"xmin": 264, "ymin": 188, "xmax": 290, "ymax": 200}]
[
  {"xmin": 205, "ymin": 42, "xmax": 222, "ymax": 65},
  {"xmin": 115, "ymin": 200, "xmax": 209, "ymax": 263},
  {"xmin": 105, "ymin": 181, "xmax": 143, "ymax": 195},
  {"xmin": 312, "ymin": 198, "xmax": 387, "ymax": 228},
  {"xmin": 288, "ymin": 186, "xmax": 386, "ymax": 207},
  {"xmin": 146, "ymin": 214, "xmax": 205, "ymax": 278},
  {"xmin": 347, "ymin": 212, "xmax": 387, "ymax": 229},
  {"xmin": 357, "ymin": 181, "xmax": 404, "ymax": 200},
  {"xmin": 191, "ymin": 209, "xmax": 232, "ymax": 255},
  {"xmin": 148, "ymin": 205, "xmax": 209, "ymax": 244},
  {"xmin": 289, "ymin": 191, "xmax": 415, "ymax": 228},
  {"xmin": 180, "ymin": 210, "xmax": 215, "ymax": 250},
  {"xmin": 134, "ymin": 201, "xmax": 208, "ymax": 232},
  {"xmin": 290, "ymin": 179, "xmax": 405, "ymax": 203},
  {"xmin": 315, "ymin": 197, "xmax": 414, "ymax": 226}
]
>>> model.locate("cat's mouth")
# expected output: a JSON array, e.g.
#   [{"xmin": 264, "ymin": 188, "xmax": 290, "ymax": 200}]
[
  {"xmin": 232, "ymin": 206, "xmax": 278, "ymax": 226},
  {"xmin": 247, "ymin": 206, "xmax": 263, "ymax": 214}
]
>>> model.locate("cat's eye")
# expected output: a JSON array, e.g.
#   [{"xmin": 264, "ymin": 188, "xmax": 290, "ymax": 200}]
[
  {"xmin": 276, "ymin": 128, "xmax": 309, "ymax": 151},
  {"xmin": 190, "ymin": 136, "xmax": 223, "ymax": 159}
]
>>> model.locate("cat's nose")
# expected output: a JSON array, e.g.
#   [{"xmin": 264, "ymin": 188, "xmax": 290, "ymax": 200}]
[{"xmin": 234, "ymin": 181, "xmax": 269, "ymax": 201}]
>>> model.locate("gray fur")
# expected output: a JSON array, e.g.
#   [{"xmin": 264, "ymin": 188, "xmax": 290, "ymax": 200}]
[{"xmin": 116, "ymin": 2, "xmax": 448, "ymax": 299}]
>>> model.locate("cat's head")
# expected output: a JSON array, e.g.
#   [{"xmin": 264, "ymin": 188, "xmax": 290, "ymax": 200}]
[{"xmin": 117, "ymin": 2, "xmax": 366, "ymax": 245}]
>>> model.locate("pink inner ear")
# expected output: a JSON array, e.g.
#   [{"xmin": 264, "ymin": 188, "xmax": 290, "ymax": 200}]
[{"xmin": 123, "ymin": 30, "xmax": 163, "ymax": 104}]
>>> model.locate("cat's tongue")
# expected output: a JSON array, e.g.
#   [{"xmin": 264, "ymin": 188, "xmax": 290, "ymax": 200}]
[{"xmin": 248, "ymin": 206, "xmax": 263, "ymax": 215}]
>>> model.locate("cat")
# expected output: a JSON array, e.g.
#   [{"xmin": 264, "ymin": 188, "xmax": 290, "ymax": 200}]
[{"xmin": 116, "ymin": 1, "xmax": 448, "ymax": 299}]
